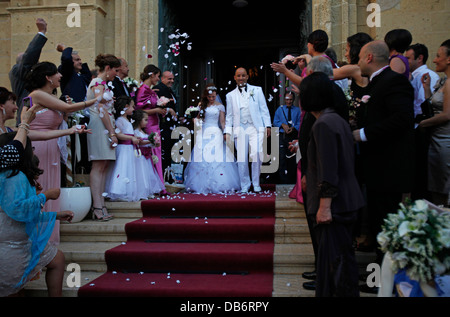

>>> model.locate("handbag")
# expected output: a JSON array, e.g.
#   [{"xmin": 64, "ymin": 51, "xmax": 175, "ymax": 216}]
[
  {"xmin": 415, "ymin": 98, "xmax": 434, "ymax": 123},
  {"xmin": 420, "ymin": 98, "xmax": 434, "ymax": 119}
]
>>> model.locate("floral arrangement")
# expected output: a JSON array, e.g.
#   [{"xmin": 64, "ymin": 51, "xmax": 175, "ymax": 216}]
[
  {"xmin": 157, "ymin": 96, "xmax": 171, "ymax": 107},
  {"xmin": 344, "ymin": 89, "xmax": 370, "ymax": 130},
  {"xmin": 123, "ymin": 77, "xmax": 142, "ymax": 94},
  {"xmin": 249, "ymin": 89, "xmax": 255, "ymax": 101},
  {"xmin": 69, "ymin": 110, "xmax": 87, "ymax": 127},
  {"xmin": 377, "ymin": 199, "xmax": 450, "ymax": 283},
  {"xmin": 184, "ymin": 106, "xmax": 200, "ymax": 119},
  {"xmin": 148, "ymin": 132, "xmax": 161, "ymax": 148}
]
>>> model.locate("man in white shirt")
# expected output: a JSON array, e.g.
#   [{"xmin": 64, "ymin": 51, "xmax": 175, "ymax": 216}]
[
  {"xmin": 224, "ymin": 68, "xmax": 272, "ymax": 192},
  {"xmin": 405, "ymin": 43, "xmax": 440, "ymax": 118},
  {"xmin": 405, "ymin": 44, "xmax": 439, "ymax": 202}
]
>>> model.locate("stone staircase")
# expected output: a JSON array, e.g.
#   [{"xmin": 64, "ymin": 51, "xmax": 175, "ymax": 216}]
[{"xmin": 23, "ymin": 185, "xmax": 376, "ymax": 297}]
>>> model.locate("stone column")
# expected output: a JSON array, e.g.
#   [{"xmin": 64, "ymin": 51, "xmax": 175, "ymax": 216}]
[{"xmin": 312, "ymin": 0, "xmax": 358, "ymax": 61}]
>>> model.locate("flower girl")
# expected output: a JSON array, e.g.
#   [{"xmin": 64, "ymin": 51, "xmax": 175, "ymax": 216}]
[
  {"xmin": 105, "ymin": 96, "xmax": 147, "ymax": 201},
  {"xmin": 131, "ymin": 109, "xmax": 165, "ymax": 197}
]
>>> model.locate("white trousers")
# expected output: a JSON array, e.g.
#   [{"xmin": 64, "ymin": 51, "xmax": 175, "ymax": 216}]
[{"xmin": 234, "ymin": 123, "xmax": 264, "ymax": 190}]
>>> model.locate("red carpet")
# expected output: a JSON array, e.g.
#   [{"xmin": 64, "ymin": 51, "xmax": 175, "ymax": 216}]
[{"xmin": 78, "ymin": 185, "xmax": 276, "ymax": 297}]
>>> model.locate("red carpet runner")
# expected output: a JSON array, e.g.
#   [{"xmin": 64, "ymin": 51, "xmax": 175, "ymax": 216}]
[{"xmin": 78, "ymin": 185, "xmax": 276, "ymax": 297}]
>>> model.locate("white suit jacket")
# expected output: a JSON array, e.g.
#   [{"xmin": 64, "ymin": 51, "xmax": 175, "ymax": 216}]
[{"xmin": 224, "ymin": 85, "xmax": 272, "ymax": 138}]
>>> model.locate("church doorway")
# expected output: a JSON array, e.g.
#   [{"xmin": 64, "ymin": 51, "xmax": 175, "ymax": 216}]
[{"xmin": 158, "ymin": 0, "xmax": 311, "ymax": 117}]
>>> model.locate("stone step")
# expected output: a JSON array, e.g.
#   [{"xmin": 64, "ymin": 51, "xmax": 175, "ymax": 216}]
[
  {"xmin": 60, "ymin": 217, "xmax": 311, "ymax": 243},
  {"xmin": 23, "ymin": 271, "xmax": 319, "ymax": 298},
  {"xmin": 23, "ymin": 185, "xmax": 375, "ymax": 297}
]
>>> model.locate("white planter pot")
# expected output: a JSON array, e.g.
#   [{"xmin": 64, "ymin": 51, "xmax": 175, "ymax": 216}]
[{"xmin": 60, "ymin": 187, "xmax": 92, "ymax": 223}]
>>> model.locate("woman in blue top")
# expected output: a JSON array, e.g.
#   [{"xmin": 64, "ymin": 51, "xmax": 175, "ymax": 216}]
[{"xmin": 0, "ymin": 132, "xmax": 73, "ymax": 297}]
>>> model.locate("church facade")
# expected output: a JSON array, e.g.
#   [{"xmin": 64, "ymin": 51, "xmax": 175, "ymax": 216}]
[{"xmin": 0, "ymin": 0, "xmax": 448, "ymax": 95}]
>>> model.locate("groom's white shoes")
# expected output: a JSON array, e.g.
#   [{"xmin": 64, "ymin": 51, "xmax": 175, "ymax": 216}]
[
  {"xmin": 253, "ymin": 186, "xmax": 262, "ymax": 193},
  {"xmin": 240, "ymin": 187, "xmax": 249, "ymax": 193}
]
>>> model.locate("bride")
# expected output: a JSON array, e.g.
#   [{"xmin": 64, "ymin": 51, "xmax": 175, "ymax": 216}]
[{"xmin": 184, "ymin": 84, "xmax": 241, "ymax": 194}]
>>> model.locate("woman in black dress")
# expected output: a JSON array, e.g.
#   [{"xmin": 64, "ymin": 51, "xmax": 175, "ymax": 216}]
[{"xmin": 300, "ymin": 72, "xmax": 365, "ymax": 297}]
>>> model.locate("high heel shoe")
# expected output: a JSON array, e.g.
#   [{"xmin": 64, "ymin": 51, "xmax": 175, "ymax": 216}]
[
  {"xmin": 102, "ymin": 206, "xmax": 114, "ymax": 220},
  {"xmin": 91, "ymin": 207, "xmax": 107, "ymax": 221}
]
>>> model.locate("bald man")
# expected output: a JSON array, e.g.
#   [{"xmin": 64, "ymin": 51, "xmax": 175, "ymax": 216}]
[
  {"xmin": 224, "ymin": 68, "xmax": 272, "ymax": 193},
  {"xmin": 112, "ymin": 58, "xmax": 131, "ymax": 98},
  {"xmin": 354, "ymin": 41, "xmax": 415, "ymax": 293},
  {"xmin": 154, "ymin": 71, "xmax": 178, "ymax": 172}
]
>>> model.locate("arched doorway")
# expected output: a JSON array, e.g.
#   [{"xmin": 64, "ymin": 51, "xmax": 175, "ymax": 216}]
[{"xmin": 159, "ymin": 0, "xmax": 311, "ymax": 117}]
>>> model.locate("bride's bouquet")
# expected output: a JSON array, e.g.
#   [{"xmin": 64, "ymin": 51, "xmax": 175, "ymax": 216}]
[
  {"xmin": 377, "ymin": 199, "xmax": 450, "ymax": 283},
  {"xmin": 184, "ymin": 106, "xmax": 200, "ymax": 119},
  {"xmin": 157, "ymin": 96, "xmax": 171, "ymax": 107},
  {"xmin": 148, "ymin": 132, "xmax": 161, "ymax": 148}
]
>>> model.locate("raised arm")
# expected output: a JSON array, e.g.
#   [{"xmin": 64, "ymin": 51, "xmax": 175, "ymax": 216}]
[{"xmin": 28, "ymin": 89, "xmax": 99, "ymax": 114}]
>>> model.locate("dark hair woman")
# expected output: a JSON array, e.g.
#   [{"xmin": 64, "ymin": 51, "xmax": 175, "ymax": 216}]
[
  {"xmin": 86, "ymin": 53, "xmax": 121, "ymax": 221},
  {"xmin": 418, "ymin": 39, "xmax": 450, "ymax": 207},
  {"xmin": 199, "ymin": 84, "xmax": 220, "ymax": 120},
  {"xmin": 384, "ymin": 29, "xmax": 412, "ymax": 78},
  {"xmin": 25, "ymin": 61, "xmax": 104, "ymax": 241},
  {"xmin": 135, "ymin": 64, "xmax": 168, "ymax": 195}
]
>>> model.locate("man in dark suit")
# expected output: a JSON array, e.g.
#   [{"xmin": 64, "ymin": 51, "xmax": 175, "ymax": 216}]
[
  {"xmin": 112, "ymin": 58, "xmax": 131, "ymax": 98},
  {"xmin": 9, "ymin": 18, "xmax": 48, "ymax": 125},
  {"xmin": 153, "ymin": 71, "xmax": 178, "ymax": 173},
  {"xmin": 56, "ymin": 44, "xmax": 92, "ymax": 179},
  {"xmin": 57, "ymin": 44, "xmax": 91, "ymax": 103},
  {"xmin": 354, "ymin": 40, "xmax": 415, "ymax": 292}
]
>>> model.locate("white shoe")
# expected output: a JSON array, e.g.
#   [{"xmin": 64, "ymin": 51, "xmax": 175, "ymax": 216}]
[
  {"xmin": 240, "ymin": 188, "xmax": 249, "ymax": 193},
  {"xmin": 253, "ymin": 186, "xmax": 262, "ymax": 192}
]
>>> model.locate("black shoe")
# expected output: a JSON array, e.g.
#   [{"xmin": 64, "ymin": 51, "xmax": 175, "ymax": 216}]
[
  {"xmin": 302, "ymin": 271, "xmax": 317, "ymax": 280},
  {"xmin": 302, "ymin": 280, "xmax": 316, "ymax": 291},
  {"xmin": 356, "ymin": 242, "xmax": 376, "ymax": 252},
  {"xmin": 359, "ymin": 272, "xmax": 369, "ymax": 282},
  {"xmin": 359, "ymin": 284, "xmax": 379, "ymax": 294}
]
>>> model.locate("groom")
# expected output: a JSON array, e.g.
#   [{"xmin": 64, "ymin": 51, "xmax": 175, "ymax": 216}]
[{"xmin": 224, "ymin": 67, "xmax": 272, "ymax": 192}]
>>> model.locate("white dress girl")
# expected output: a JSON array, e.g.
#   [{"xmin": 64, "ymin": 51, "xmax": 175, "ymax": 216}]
[
  {"xmin": 105, "ymin": 116, "xmax": 146, "ymax": 201},
  {"xmin": 134, "ymin": 128, "xmax": 165, "ymax": 197}
]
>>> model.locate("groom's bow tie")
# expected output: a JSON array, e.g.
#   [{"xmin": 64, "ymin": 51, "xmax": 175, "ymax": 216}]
[{"xmin": 238, "ymin": 84, "xmax": 247, "ymax": 92}]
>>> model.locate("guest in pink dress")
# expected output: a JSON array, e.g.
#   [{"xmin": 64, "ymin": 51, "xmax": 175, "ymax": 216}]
[
  {"xmin": 135, "ymin": 64, "xmax": 168, "ymax": 194},
  {"xmin": 26, "ymin": 62, "xmax": 106, "ymax": 242}
]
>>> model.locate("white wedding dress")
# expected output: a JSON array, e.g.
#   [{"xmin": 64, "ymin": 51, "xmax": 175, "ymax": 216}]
[{"xmin": 184, "ymin": 104, "xmax": 241, "ymax": 194}]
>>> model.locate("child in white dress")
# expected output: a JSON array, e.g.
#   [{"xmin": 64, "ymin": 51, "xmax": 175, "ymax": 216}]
[
  {"xmin": 132, "ymin": 109, "xmax": 165, "ymax": 197},
  {"xmin": 105, "ymin": 96, "xmax": 145, "ymax": 201}
]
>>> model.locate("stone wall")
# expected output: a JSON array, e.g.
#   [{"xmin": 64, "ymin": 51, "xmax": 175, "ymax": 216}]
[
  {"xmin": 0, "ymin": 0, "xmax": 159, "ymax": 90},
  {"xmin": 1, "ymin": 0, "xmax": 449, "ymax": 90}
]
